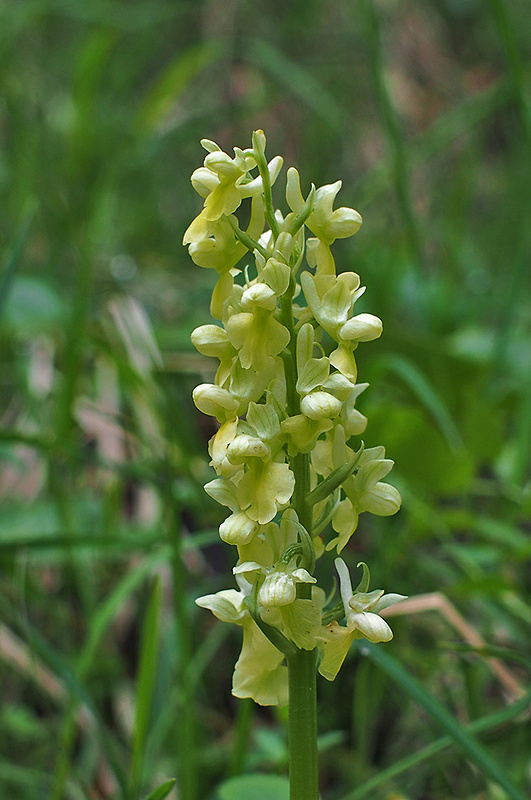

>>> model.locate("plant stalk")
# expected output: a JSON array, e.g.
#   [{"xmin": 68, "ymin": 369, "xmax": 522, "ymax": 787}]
[
  {"xmin": 287, "ymin": 647, "xmax": 319, "ymax": 800},
  {"xmin": 263, "ymin": 146, "xmax": 319, "ymax": 800},
  {"xmin": 285, "ymin": 330, "xmax": 318, "ymax": 798}
]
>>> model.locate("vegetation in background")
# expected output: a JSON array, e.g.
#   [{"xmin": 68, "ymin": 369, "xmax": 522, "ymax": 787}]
[{"xmin": 0, "ymin": 1, "xmax": 529, "ymax": 799}]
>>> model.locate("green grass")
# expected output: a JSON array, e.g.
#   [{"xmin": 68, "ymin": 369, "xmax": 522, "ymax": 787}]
[{"xmin": 0, "ymin": 1, "xmax": 530, "ymax": 798}]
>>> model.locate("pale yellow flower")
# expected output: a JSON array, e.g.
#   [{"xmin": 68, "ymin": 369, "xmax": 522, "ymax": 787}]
[
  {"xmin": 196, "ymin": 587, "xmax": 288, "ymax": 706},
  {"xmin": 317, "ymin": 559, "xmax": 406, "ymax": 680}
]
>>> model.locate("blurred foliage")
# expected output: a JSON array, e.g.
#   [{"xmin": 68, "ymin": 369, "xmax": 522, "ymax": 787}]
[{"xmin": 0, "ymin": 0, "xmax": 530, "ymax": 799}]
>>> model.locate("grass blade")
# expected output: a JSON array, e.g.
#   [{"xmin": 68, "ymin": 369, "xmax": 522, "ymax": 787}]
[
  {"xmin": 376, "ymin": 353, "xmax": 463, "ymax": 451},
  {"xmin": 340, "ymin": 686, "xmax": 531, "ymax": 800},
  {"xmin": 245, "ymin": 38, "xmax": 344, "ymax": 131},
  {"xmin": 357, "ymin": 642, "xmax": 528, "ymax": 800},
  {"xmin": 130, "ymin": 576, "xmax": 163, "ymax": 797},
  {"xmin": 358, "ymin": 0, "xmax": 424, "ymax": 272},
  {"xmin": 0, "ymin": 205, "xmax": 34, "ymax": 321},
  {"xmin": 143, "ymin": 777, "xmax": 177, "ymax": 800}
]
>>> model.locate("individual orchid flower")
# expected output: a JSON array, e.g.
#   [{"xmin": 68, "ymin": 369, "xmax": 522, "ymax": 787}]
[
  {"xmin": 187, "ymin": 215, "xmax": 246, "ymax": 272},
  {"xmin": 263, "ymin": 591, "xmax": 324, "ymax": 651},
  {"xmin": 219, "ymin": 399, "xmax": 293, "ymax": 526},
  {"xmin": 191, "ymin": 323, "xmax": 236, "ymax": 360},
  {"xmin": 281, "ymin": 413, "xmax": 333, "ymax": 455},
  {"xmin": 256, "ymin": 254, "xmax": 291, "ymax": 297},
  {"xmin": 233, "ymin": 512, "xmax": 322, "ymax": 651},
  {"xmin": 336, "ymin": 380, "xmax": 369, "ymax": 436},
  {"xmin": 191, "ymin": 383, "xmax": 240, "ymax": 422},
  {"xmin": 328, "ymin": 445, "xmax": 402, "ymax": 553},
  {"xmin": 233, "ymin": 560, "xmax": 316, "ymax": 609},
  {"xmin": 330, "ymin": 313, "xmax": 383, "ymax": 382},
  {"xmin": 203, "ymin": 477, "xmax": 258, "ymax": 545},
  {"xmin": 183, "ymin": 140, "xmax": 282, "ymax": 245},
  {"xmin": 196, "ymin": 584, "xmax": 288, "ymax": 706},
  {"xmin": 237, "ymin": 508, "xmax": 299, "ymax": 567},
  {"xmin": 187, "ymin": 197, "xmax": 265, "ymax": 317},
  {"xmin": 300, "ymin": 271, "xmax": 364, "ymax": 342},
  {"xmin": 214, "ymin": 356, "xmax": 277, "ymax": 418},
  {"xmin": 208, "ymin": 417, "xmax": 240, "ymax": 476},
  {"xmin": 312, "ymin": 428, "xmax": 401, "ymax": 553},
  {"xmin": 225, "ymin": 284, "xmax": 291, "ymax": 372},
  {"xmin": 236, "ymin": 459, "xmax": 295, "ymax": 524},
  {"xmin": 301, "ymin": 271, "xmax": 382, "ymax": 381},
  {"xmin": 317, "ymin": 559, "xmax": 406, "ymax": 681},
  {"xmin": 286, "ymin": 167, "xmax": 362, "ymax": 245},
  {"xmin": 296, "ymin": 324, "xmax": 342, "ymax": 421}
]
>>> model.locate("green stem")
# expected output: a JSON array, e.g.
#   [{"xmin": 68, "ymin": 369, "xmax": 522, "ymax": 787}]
[
  {"xmin": 292, "ymin": 452, "xmax": 311, "ymax": 533},
  {"xmin": 280, "ymin": 280, "xmax": 300, "ymax": 417},
  {"xmin": 253, "ymin": 133, "xmax": 280, "ymax": 239},
  {"xmin": 287, "ymin": 648, "xmax": 319, "ymax": 800},
  {"xmin": 227, "ymin": 215, "xmax": 270, "ymax": 259},
  {"xmin": 281, "ymin": 282, "xmax": 319, "ymax": 798}
]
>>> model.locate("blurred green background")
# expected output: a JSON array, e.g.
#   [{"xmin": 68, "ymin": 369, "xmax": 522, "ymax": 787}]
[{"xmin": 0, "ymin": 1, "xmax": 530, "ymax": 799}]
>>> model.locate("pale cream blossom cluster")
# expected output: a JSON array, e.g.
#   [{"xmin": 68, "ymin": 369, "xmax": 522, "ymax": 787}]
[{"xmin": 186, "ymin": 131, "xmax": 404, "ymax": 705}]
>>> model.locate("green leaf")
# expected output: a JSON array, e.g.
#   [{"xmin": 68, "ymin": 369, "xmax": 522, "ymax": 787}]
[
  {"xmin": 78, "ymin": 553, "xmax": 168, "ymax": 679},
  {"xmin": 130, "ymin": 577, "xmax": 163, "ymax": 796},
  {"xmin": 376, "ymin": 353, "xmax": 462, "ymax": 451},
  {"xmin": 142, "ymin": 777, "xmax": 177, "ymax": 800},
  {"xmin": 245, "ymin": 39, "xmax": 344, "ymax": 131},
  {"xmin": 369, "ymin": 406, "xmax": 473, "ymax": 494},
  {"xmin": 306, "ymin": 444, "xmax": 364, "ymax": 506},
  {"xmin": 217, "ymin": 774, "xmax": 289, "ymax": 800},
  {"xmin": 136, "ymin": 42, "xmax": 222, "ymax": 132},
  {"xmin": 0, "ymin": 205, "xmax": 34, "ymax": 321},
  {"xmin": 360, "ymin": 642, "xmax": 528, "ymax": 800},
  {"xmin": 339, "ymin": 687, "xmax": 531, "ymax": 800}
]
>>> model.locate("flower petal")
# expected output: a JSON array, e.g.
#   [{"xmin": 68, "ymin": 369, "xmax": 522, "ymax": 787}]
[{"xmin": 351, "ymin": 611, "xmax": 393, "ymax": 643}]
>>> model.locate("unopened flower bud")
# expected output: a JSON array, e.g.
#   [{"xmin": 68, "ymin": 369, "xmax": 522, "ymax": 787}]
[
  {"xmin": 219, "ymin": 512, "xmax": 259, "ymax": 545},
  {"xmin": 241, "ymin": 282, "xmax": 277, "ymax": 311},
  {"xmin": 274, "ymin": 231, "xmax": 295, "ymax": 261},
  {"xmin": 301, "ymin": 391, "xmax": 342, "ymax": 420},
  {"xmin": 360, "ymin": 482, "xmax": 402, "ymax": 516},
  {"xmin": 340, "ymin": 314, "xmax": 383, "ymax": 342},
  {"xmin": 190, "ymin": 166, "xmax": 220, "ymax": 197},
  {"xmin": 252, "ymin": 129, "xmax": 267, "ymax": 158},
  {"xmin": 227, "ymin": 434, "xmax": 271, "ymax": 464},
  {"xmin": 259, "ymin": 572, "xmax": 297, "ymax": 607},
  {"xmin": 261, "ymin": 258, "xmax": 290, "ymax": 296},
  {"xmin": 192, "ymin": 384, "xmax": 239, "ymax": 419},
  {"xmin": 191, "ymin": 325, "xmax": 235, "ymax": 359}
]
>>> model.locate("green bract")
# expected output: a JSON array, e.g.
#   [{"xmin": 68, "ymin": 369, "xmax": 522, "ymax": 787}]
[{"xmin": 188, "ymin": 131, "xmax": 403, "ymax": 705}]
